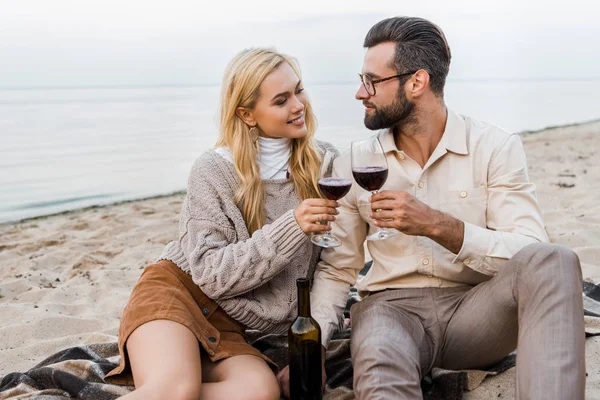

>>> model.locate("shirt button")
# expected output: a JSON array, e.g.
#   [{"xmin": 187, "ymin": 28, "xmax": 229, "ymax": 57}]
[
  {"xmin": 398, "ymin": 153, "xmax": 406, "ymax": 161},
  {"xmin": 418, "ymin": 181, "xmax": 424, "ymax": 188},
  {"xmin": 460, "ymin": 191, "xmax": 468, "ymax": 198},
  {"xmin": 464, "ymin": 258, "xmax": 471, "ymax": 265},
  {"xmin": 202, "ymin": 308, "xmax": 210, "ymax": 316},
  {"xmin": 422, "ymin": 258, "xmax": 430, "ymax": 265},
  {"xmin": 208, "ymin": 337, "xmax": 217, "ymax": 343}
]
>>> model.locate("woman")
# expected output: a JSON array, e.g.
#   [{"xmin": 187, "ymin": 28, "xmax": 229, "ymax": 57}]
[{"xmin": 106, "ymin": 48, "xmax": 338, "ymax": 400}]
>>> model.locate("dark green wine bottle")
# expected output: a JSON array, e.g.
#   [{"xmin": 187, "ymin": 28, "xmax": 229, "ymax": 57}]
[{"xmin": 289, "ymin": 278, "xmax": 323, "ymax": 400}]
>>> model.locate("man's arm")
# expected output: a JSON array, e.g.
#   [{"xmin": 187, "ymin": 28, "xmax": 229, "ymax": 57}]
[
  {"xmin": 311, "ymin": 155, "xmax": 368, "ymax": 348},
  {"xmin": 370, "ymin": 190, "xmax": 465, "ymax": 254},
  {"xmin": 371, "ymin": 134, "xmax": 548, "ymax": 276}
]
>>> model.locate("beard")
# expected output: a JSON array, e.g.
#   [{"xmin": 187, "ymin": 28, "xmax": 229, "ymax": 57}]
[{"xmin": 363, "ymin": 88, "xmax": 415, "ymax": 131}]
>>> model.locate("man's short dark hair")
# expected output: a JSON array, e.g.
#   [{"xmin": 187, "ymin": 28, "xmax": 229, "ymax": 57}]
[{"xmin": 364, "ymin": 17, "xmax": 451, "ymax": 96}]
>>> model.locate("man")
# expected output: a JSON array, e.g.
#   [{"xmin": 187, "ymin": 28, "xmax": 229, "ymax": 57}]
[{"xmin": 310, "ymin": 16, "xmax": 585, "ymax": 399}]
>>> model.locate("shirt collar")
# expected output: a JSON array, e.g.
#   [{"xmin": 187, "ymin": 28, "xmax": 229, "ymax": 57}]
[
  {"xmin": 377, "ymin": 108, "xmax": 468, "ymax": 156},
  {"xmin": 378, "ymin": 127, "xmax": 398, "ymax": 153},
  {"xmin": 441, "ymin": 109, "xmax": 468, "ymax": 155}
]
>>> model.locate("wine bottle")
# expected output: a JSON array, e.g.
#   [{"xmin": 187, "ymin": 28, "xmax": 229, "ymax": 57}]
[{"xmin": 288, "ymin": 278, "xmax": 323, "ymax": 400}]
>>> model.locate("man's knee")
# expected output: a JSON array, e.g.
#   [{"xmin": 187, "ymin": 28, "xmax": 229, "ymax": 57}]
[
  {"xmin": 353, "ymin": 332, "xmax": 421, "ymax": 364},
  {"xmin": 351, "ymin": 301, "xmax": 418, "ymax": 338},
  {"xmin": 512, "ymin": 243, "xmax": 582, "ymax": 297},
  {"xmin": 351, "ymin": 309, "xmax": 424, "ymax": 400},
  {"xmin": 351, "ymin": 302, "xmax": 423, "ymax": 365},
  {"xmin": 514, "ymin": 242, "xmax": 581, "ymax": 276}
]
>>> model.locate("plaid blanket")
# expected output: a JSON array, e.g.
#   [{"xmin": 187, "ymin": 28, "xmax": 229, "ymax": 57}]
[{"xmin": 2, "ymin": 277, "xmax": 599, "ymax": 400}]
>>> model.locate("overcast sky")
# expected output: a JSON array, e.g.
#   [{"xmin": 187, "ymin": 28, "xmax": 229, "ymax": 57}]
[{"xmin": 1, "ymin": 0, "xmax": 599, "ymax": 88}]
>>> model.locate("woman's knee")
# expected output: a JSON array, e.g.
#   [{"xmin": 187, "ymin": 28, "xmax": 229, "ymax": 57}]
[
  {"xmin": 170, "ymin": 381, "xmax": 202, "ymax": 400},
  {"xmin": 230, "ymin": 370, "xmax": 280, "ymax": 400},
  {"xmin": 208, "ymin": 355, "xmax": 280, "ymax": 400},
  {"xmin": 132, "ymin": 379, "xmax": 201, "ymax": 400},
  {"xmin": 246, "ymin": 381, "xmax": 280, "ymax": 400}
]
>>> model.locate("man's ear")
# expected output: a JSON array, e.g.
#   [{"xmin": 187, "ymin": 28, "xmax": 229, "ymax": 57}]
[
  {"xmin": 408, "ymin": 69, "xmax": 430, "ymax": 98},
  {"xmin": 236, "ymin": 107, "xmax": 256, "ymax": 127}
]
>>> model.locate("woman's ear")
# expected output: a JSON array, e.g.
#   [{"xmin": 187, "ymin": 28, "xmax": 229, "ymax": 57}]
[{"xmin": 236, "ymin": 107, "xmax": 256, "ymax": 127}]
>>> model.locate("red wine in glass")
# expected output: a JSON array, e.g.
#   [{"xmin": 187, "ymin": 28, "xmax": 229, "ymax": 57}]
[
  {"xmin": 311, "ymin": 150, "xmax": 348, "ymax": 248},
  {"xmin": 351, "ymin": 137, "xmax": 399, "ymax": 241},
  {"xmin": 318, "ymin": 177, "xmax": 352, "ymax": 200},
  {"xmin": 351, "ymin": 166, "xmax": 388, "ymax": 192}
]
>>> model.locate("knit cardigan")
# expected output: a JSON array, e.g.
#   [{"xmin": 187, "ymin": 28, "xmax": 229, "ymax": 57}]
[{"xmin": 159, "ymin": 142, "xmax": 334, "ymax": 333}]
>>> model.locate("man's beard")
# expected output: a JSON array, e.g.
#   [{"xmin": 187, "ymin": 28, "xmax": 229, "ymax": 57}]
[{"xmin": 363, "ymin": 88, "xmax": 415, "ymax": 131}]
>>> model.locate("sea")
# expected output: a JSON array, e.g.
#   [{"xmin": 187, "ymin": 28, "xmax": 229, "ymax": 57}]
[{"xmin": 1, "ymin": 80, "xmax": 599, "ymax": 223}]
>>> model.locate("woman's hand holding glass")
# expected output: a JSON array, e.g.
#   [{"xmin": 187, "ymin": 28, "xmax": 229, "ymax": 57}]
[
  {"xmin": 310, "ymin": 150, "xmax": 352, "ymax": 248},
  {"xmin": 294, "ymin": 198, "xmax": 339, "ymax": 235}
]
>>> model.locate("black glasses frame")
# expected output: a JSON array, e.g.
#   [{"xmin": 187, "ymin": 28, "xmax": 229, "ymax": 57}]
[{"xmin": 358, "ymin": 71, "xmax": 418, "ymax": 96}]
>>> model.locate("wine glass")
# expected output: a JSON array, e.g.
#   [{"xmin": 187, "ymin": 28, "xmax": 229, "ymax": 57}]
[
  {"xmin": 311, "ymin": 150, "xmax": 352, "ymax": 248},
  {"xmin": 351, "ymin": 136, "xmax": 399, "ymax": 241}
]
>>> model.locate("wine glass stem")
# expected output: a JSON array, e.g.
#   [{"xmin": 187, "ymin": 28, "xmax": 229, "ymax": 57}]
[{"xmin": 323, "ymin": 221, "xmax": 332, "ymax": 239}]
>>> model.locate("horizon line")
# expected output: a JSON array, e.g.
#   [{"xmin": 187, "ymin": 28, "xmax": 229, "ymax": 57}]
[{"xmin": 1, "ymin": 77, "xmax": 600, "ymax": 91}]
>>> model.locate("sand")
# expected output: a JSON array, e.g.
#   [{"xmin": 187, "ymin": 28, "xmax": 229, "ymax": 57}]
[{"xmin": 1, "ymin": 120, "xmax": 599, "ymax": 398}]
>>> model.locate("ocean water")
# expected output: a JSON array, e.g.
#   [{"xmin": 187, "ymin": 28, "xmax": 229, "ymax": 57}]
[{"xmin": 1, "ymin": 81, "xmax": 599, "ymax": 223}]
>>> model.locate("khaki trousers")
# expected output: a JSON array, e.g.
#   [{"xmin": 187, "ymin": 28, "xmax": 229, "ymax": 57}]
[{"xmin": 350, "ymin": 243, "xmax": 585, "ymax": 399}]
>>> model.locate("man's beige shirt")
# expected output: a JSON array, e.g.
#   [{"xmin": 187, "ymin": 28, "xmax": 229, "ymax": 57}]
[{"xmin": 311, "ymin": 109, "xmax": 549, "ymax": 347}]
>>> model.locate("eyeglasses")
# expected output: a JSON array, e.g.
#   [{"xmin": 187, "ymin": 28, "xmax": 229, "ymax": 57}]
[{"xmin": 358, "ymin": 71, "xmax": 418, "ymax": 96}]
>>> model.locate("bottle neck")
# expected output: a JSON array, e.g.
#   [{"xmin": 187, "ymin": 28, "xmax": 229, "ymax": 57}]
[{"xmin": 297, "ymin": 283, "xmax": 311, "ymax": 317}]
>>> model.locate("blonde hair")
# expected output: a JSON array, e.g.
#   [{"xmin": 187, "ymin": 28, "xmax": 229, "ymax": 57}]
[{"xmin": 216, "ymin": 48, "xmax": 321, "ymax": 234}]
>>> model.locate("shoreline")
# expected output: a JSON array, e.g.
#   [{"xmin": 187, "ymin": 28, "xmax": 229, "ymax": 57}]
[
  {"xmin": 0, "ymin": 191, "xmax": 186, "ymax": 228},
  {"xmin": 2, "ymin": 118, "xmax": 599, "ymax": 227},
  {"xmin": 519, "ymin": 117, "xmax": 600, "ymax": 136}
]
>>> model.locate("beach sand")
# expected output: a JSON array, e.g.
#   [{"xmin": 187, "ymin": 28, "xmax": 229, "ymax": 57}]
[{"xmin": 1, "ymin": 121, "xmax": 599, "ymax": 398}]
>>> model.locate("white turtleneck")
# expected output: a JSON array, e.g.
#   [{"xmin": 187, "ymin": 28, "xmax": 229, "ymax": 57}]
[{"xmin": 214, "ymin": 136, "xmax": 291, "ymax": 180}]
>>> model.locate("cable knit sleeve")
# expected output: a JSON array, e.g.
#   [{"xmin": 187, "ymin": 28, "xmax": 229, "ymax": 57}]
[{"xmin": 179, "ymin": 155, "xmax": 308, "ymax": 301}]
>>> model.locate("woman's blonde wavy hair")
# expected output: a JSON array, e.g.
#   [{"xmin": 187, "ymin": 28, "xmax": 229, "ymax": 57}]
[{"xmin": 216, "ymin": 48, "xmax": 321, "ymax": 234}]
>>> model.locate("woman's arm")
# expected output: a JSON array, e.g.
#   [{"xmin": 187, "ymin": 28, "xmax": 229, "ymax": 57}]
[{"xmin": 179, "ymin": 155, "xmax": 336, "ymax": 301}]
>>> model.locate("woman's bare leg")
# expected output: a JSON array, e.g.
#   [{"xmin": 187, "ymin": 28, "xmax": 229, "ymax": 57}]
[
  {"xmin": 200, "ymin": 354, "xmax": 280, "ymax": 400},
  {"xmin": 117, "ymin": 320, "xmax": 279, "ymax": 400},
  {"xmin": 118, "ymin": 320, "xmax": 203, "ymax": 400}
]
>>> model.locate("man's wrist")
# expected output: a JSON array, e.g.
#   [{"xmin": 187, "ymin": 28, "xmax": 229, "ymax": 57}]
[
  {"xmin": 424, "ymin": 208, "xmax": 445, "ymax": 238},
  {"xmin": 424, "ymin": 209, "xmax": 465, "ymax": 254}
]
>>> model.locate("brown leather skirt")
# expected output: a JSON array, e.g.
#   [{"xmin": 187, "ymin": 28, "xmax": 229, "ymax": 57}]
[{"xmin": 105, "ymin": 260, "xmax": 276, "ymax": 383}]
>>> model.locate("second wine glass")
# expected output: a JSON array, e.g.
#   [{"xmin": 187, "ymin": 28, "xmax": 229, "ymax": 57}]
[
  {"xmin": 311, "ymin": 150, "xmax": 352, "ymax": 248},
  {"xmin": 351, "ymin": 136, "xmax": 399, "ymax": 241}
]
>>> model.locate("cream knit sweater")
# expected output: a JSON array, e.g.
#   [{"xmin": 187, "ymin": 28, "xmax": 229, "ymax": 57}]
[{"xmin": 159, "ymin": 142, "xmax": 334, "ymax": 333}]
